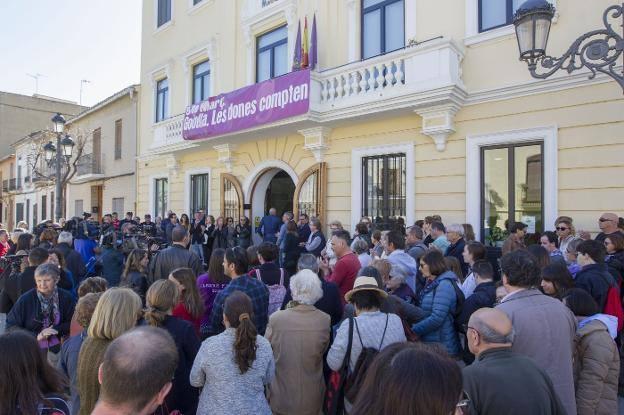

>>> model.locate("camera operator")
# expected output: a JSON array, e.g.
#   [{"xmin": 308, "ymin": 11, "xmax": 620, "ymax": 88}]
[
  {"xmin": 98, "ymin": 226, "xmax": 124, "ymax": 287},
  {"xmin": 0, "ymin": 248, "xmax": 48, "ymax": 313},
  {"xmin": 73, "ymin": 213, "xmax": 99, "ymax": 265},
  {"xmin": 140, "ymin": 214, "xmax": 158, "ymax": 237},
  {"xmin": 149, "ymin": 225, "xmax": 202, "ymax": 284},
  {"xmin": 120, "ymin": 211, "xmax": 138, "ymax": 228},
  {"xmin": 56, "ymin": 231, "xmax": 87, "ymax": 284}
]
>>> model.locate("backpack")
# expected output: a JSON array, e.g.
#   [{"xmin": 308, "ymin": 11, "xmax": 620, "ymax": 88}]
[
  {"xmin": 255, "ymin": 268, "xmax": 287, "ymax": 316},
  {"xmin": 344, "ymin": 314, "xmax": 389, "ymax": 403},
  {"xmin": 449, "ymin": 279, "xmax": 466, "ymax": 332},
  {"xmin": 598, "ymin": 272, "xmax": 624, "ymax": 332}
]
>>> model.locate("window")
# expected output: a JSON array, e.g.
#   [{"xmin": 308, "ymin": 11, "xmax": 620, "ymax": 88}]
[
  {"xmin": 75, "ymin": 200, "xmax": 83, "ymax": 218},
  {"xmin": 16, "ymin": 203, "xmax": 24, "ymax": 224},
  {"xmin": 26, "ymin": 199, "xmax": 30, "ymax": 228},
  {"xmin": 362, "ymin": 0, "xmax": 404, "ymax": 59},
  {"xmin": 154, "ymin": 178, "xmax": 168, "ymax": 218},
  {"xmin": 193, "ymin": 0, "xmax": 203, "ymax": 5},
  {"xmin": 33, "ymin": 203, "xmax": 37, "ymax": 227},
  {"xmin": 41, "ymin": 195, "xmax": 47, "ymax": 220},
  {"xmin": 222, "ymin": 175, "xmax": 242, "ymax": 222},
  {"xmin": 481, "ymin": 143, "xmax": 543, "ymax": 244},
  {"xmin": 193, "ymin": 60, "xmax": 211, "ymax": 104},
  {"xmin": 157, "ymin": 0, "xmax": 171, "ymax": 27},
  {"xmin": 478, "ymin": 0, "xmax": 525, "ymax": 32},
  {"xmin": 50, "ymin": 191, "xmax": 54, "ymax": 219},
  {"xmin": 114, "ymin": 119, "xmax": 122, "ymax": 160},
  {"xmin": 362, "ymin": 153, "xmax": 406, "ymax": 230},
  {"xmin": 256, "ymin": 25, "xmax": 288, "ymax": 82},
  {"xmin": 155, "ymin": 78, "xmax": 169, "ymax": 122},
  {"xmin": 294, "ymin": 163, "xmax": 327, "ymax": 222},
  {"xmin": 112, "ymin": 198, "xmax": 124, "ymax": 215},
  {"xmin": 190, "ymin": 174, "xmax": 209, "ymax": 214}
]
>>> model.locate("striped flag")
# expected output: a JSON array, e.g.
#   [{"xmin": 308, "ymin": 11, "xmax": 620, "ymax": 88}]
[
  {"xmin": 292, "ymin": 20, "xmax": 302, "ymax": 71},
  {"xmin": 301, "ymin": 16, "xmax": 309, "ymax": 69}
]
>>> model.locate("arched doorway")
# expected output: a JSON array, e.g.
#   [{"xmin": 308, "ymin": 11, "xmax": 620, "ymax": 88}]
[
  {"xmin": 249, "ymin": 168, "xmax": 296, "ymax": 244},
  {"xmin": 265, "ymin": 171, "xmax": 295, "ymax": 217}
]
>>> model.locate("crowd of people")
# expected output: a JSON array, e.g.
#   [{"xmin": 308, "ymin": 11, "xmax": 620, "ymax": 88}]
[{"xmin": 0, "ymin": 208, "xmax": 623, "ymax": 415}]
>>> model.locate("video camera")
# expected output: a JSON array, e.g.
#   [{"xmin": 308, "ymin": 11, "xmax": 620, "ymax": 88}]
[{"xmin": 0, "ymin": 254, "xmax": 29, "ymax": 275}]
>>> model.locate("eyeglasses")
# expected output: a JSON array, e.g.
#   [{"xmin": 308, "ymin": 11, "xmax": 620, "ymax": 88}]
[
  {"xmin": 555, "ymin": 227, "xmax": 568, "ymax": 231},
  {"xmin": 456, "ymin": 391, "xmax": 471, "ymax": 415},
  {"xmin": 599, "ymin": 218, "xmax": 612, "ymax": 222}
]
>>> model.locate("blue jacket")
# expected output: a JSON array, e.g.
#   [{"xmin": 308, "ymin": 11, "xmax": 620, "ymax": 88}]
[
  {"xmin": 257, "ymin": 215, "xmax": 281, "ymax": 242},
  {"xmin": 412, "ymin": 271, "xmax": 461, "ymax": 356}
]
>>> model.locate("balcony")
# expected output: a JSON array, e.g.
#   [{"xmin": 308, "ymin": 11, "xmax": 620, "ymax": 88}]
[
  {"xmin": 8, "ymin": 178, "xmax": 21, "ymax": 192},
  {"xmin": 145, "ymin": 38, "xmax": 466, "ymax": 156},
  {"xmin": 74, "ymin": 153, "xmax": 105, "ymax": 183},
  {"xmin": 2, "ymin": 180, "xmax": 7, "ymax": 193}
]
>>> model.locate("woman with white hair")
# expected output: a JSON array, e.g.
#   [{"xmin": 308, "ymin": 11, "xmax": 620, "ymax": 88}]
[
  {"xmin": 265, "ymin": 269, "xmax": 330, "ymax": 415},
  {"xmin": 384, "ymin": 263, "xmax": 417, "ymax": 304}
]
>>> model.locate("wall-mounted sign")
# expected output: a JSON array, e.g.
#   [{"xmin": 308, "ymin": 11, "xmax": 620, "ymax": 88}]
[{"xmin": 183, "ymin": 69, "xmax": 310, "ymax": 141}]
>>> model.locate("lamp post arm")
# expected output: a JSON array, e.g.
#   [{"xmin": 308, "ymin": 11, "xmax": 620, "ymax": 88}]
[{"xmin": 527, "ymin": 4, "xmax": 624, "ymax": 91}]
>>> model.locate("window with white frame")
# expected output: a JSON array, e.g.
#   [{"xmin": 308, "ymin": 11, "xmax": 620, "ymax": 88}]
[
  {"xmin": 362, "ymin": 0, "xmax": 404, "ymax": 59},
  {"xmin": 112, "ymin": 198, "xmax": 125, "ymax": 216},
  {"xmin": 74, "ymin": 200, "xmax": 84, "ymax": 218},
  {"xmin": 155, "ymin": 78, "xmax": 169, "ymax": 122},
  {"xmin": 157, "ymin": 0, "xmax": 171, "ymax": 27},
  {"xmin": 193, "ymin": 60, "xmax": 211, "ymax": 104},
  {"xmin": 190, "ymin": 173, "xmax": 209, "ymax": 214},
  {"xmin": 478, "ymin": 0, "xmax": 554, "ymax": 33},
  {"xmin": 362, "ymin": 153, "xmax": 406, "ymax": 230},
  {"xmin": 154, "ymin": 178, "xmax": 168, "ymax": 219},
  {"xmin": 256, "ymin": 25, "xmax": 288, "ymax": 82}
]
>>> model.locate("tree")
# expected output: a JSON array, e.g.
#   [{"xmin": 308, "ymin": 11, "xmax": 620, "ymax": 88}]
[{"xmin": 25, "ymin": 129, "xmax": 87, "ymax": 219}]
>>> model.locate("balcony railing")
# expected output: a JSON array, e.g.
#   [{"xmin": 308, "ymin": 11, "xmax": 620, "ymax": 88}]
[
  {"xmin": 2, "ymin": 180, "xmax": 7, "ymax": 193},
  {"xmin": 9, "ymin": 178, "xmax": 21, "ymax": 191},
  {"xmin": 76, "ymin": 153, "xmax": 103, "ymax": 176},
  {"xmin": 147, "ymin": 38, "xmax": 464, "ymax": 153}
]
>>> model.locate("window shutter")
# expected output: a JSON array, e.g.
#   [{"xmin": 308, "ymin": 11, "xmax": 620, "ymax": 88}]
[{"xmin": 115, "ymin": 119, "xmax": 122, "ymax": 160}]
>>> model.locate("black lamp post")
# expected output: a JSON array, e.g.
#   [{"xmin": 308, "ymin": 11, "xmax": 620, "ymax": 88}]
[
  {"xmin": 47, "ymin": 113, "xmax": 75, "ymax": 221},
  {"xmin": 513, "ymin": 1, "xmax": 624, "ymax": 92}
]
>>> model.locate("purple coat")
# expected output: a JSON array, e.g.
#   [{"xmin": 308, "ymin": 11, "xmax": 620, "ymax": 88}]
[{"xmin": 196, "ymin": 273, "xmax": 229, "ymax": 334}]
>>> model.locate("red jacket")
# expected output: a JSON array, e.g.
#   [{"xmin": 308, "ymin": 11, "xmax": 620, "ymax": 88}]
[{"xmin": 326, "ymin": 252, "xmax": 361, "ymax": 305}]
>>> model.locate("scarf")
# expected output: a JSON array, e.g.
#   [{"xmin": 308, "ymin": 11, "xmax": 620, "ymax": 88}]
[{"xmin": 37, "ymin": 288, "xmax": 61, "ymax": 349}]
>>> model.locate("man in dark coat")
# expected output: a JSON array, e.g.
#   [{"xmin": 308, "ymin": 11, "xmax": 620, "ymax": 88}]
[
  {"xmin": 463, "ymin": 308, "xmax": 566, "ymax": 415},
  {"xmin": 56, "ymin": 231, "xmax": 87, "ymax": 284},
  {"xmin": 256, "ymin": 207, "xmax": 281, "ymax": 244},
  {"xmin": 575, "ymin": 239, "xmax": 616, "ymax": 310},
  {"xmin": 444, "ymin": 223, "xmax": 469, "ymax": 278},
  {"xmin": 456, "ymin": 260, "xmax": 496, "ymax": 328},
  {"xmin": 150, "ymin": 226, "xmax": 203, "ymax": 283}
]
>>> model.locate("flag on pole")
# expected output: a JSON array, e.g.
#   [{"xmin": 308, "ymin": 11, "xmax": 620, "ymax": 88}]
[
  {"xmin": 292, "ymin": 20, "xmax": 302, "ymax": 71},
  {"xmin": 310, "ymin": 13, "xmax": 318, "ymax": 70},
  {"xmin": 301, "ymin": 16, "xmax": 309, "ymax": 69}
]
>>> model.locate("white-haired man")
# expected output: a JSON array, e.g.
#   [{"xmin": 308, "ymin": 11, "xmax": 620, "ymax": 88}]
[{"xmin": 445, "ymin": 224, "xmax": 468, "ymax": 278}]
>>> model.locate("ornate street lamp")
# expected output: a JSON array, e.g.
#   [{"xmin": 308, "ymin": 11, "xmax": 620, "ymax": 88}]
[
  {"xmin": 513, "ymin": 1, "xmax": 624, "ymax": 92},
  {"xmin": 51, "ymin": 113, "xmax": 66, "ymax": 134},
  {"xmin": 43, "ymin": 141, "xmax": 56, "ymax": 162},
  {"xmin": 60, "ymin": 134, "xmax": 75, "ymax": 159}
]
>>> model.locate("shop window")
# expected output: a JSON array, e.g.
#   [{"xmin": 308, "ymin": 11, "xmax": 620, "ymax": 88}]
[
  {"xmin": 193, "ymin": 60, "xmax": 211, "ymax": 104},
  {"xmin": 294, "ymin": 163, "xmax": 326, "ymax": 223},
  {"xmin": 190, "ymin": 173, "xmax": 209, "ymax": 214},
  {"xmin": 256, "ymin": 25, "xmax": 288, "ymax": 82},
  {"xmin": 362, "ymin": 153, "xmax": 406, "ymax": 230},
  {"xmin": 481, "ymin": 142, "xmax": 543, "ymax": 245},
  {"xmin": 155, "ymin": 78, "xmax": 169, "ymax": 122},
  {"xmin": 157, "ymin": 0, "xmax": 171, "ymax": 27},
  {"xmin": 221, "ymin": 174, "xmax": 242, "ymax": 222},
  {"xmin": 479, "ymin": 0, "xmax": 532, "ymax": 32},
  {"xmin": 154, "ymin": 178, "xmax": 168, "ymax": 219},
  {"xmin": 362, "ymin": 0, "xmax": 404, "ymax": 59}
]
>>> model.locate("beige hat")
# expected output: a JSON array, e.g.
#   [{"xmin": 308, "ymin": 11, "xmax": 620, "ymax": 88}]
[{"xmin": 344, "ymin": 276, "xmax": 388, "ymax": 302}]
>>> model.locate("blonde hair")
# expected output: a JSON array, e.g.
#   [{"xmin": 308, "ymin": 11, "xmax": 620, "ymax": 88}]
[
  {"xmin": 144, "ymin": 280, "xmax": 179, "ymax": 327},
  {"xmin": 88, "ymin": 288, "xmax": 142, "ymax": 340}
]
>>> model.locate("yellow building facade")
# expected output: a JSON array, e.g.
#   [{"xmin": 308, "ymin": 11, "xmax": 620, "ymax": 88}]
[{"xmin": 137, "ymin": 0, "xmax": 623, "ymax": 243}]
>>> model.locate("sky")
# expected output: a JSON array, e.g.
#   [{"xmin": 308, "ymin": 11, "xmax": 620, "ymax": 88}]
[{"xmin": 0, "ymin": 0, "xmax": 142, "ymax": 107}]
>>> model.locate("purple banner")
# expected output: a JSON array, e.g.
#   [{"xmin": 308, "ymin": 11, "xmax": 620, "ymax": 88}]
[{"xmin": 183, "ymin": 69, "xmax": 310, "ymax": 140}]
